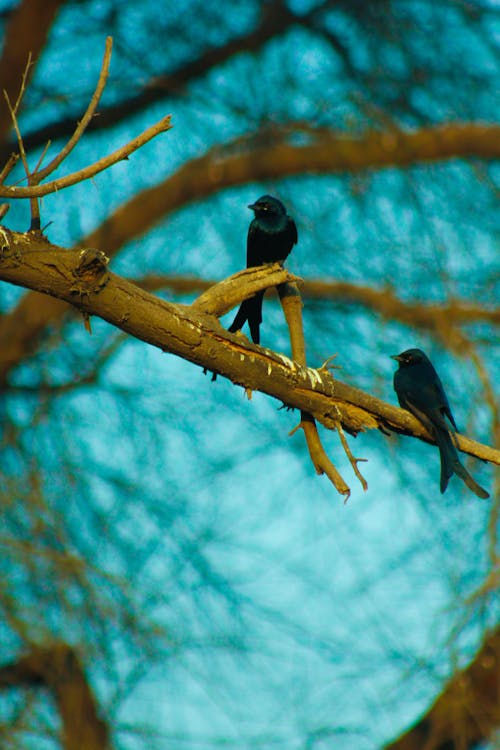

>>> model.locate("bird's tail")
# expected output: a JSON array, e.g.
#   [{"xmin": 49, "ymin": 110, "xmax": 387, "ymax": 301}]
[
  {"xmin": 436, "ymin": 429, "xmax": 489, "ymax": 499},
  {"xmin": 228, "ymin": 291, "xmax": 264, "ymax": 345}
]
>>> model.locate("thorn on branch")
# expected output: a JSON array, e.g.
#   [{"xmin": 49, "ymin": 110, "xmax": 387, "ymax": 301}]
[
  {"xmin": 318, "ymin": 353, "xmax": 342, "ymax": 375},
  {"xmin": 82, "ymin": 312, "xmax": 93, "ymax": 335}
]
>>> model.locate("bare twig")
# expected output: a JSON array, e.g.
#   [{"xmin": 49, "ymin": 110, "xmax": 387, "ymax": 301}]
[
  {"xmin": 293, "ymin": 412, "xmax": 351, "ymax": 498},
  {"xmin": 279, "ymin": 281, "xmax": 352, "ymax": 498},
  {"xmin": 0, "ymin": 114, "xmax": 173, "ymax": 199},
  {"xmin": 0, "ymin": 152, "xmax": 19, "ymax": 184},
  {"xmin": 32, "ymin": 139, "xmax": 52, "ymax": 175},
  {"xmin": 3, "ymin": 87, "xmax": 29, "ymax": 203},
  {"xmin": 334, "ymin": 417, "xmax": 368, "ymax": 491},
  {"xmin": 3, "ymin": 58, "xmax": 40, "ymax": 227},
  {"xmin": 34, "ymin": 37, "xmax": 113, "ymax": 183}
]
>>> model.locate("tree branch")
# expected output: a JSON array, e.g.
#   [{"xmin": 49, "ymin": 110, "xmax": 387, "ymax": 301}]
[
  {"xmin": 192, "ymin": 263, "xmax": 298, "ymax": 317},
  {"xmin": 0, "ymin": 271, "xmax": 497, "ymax": 392},
  {"xmin": 0, "ymin": 0, "xmax": 67, "ymax": 144},
  {"xmin": 0, "ymin": 235, "xmax": 497, "ymax": 477},
  {"xmin": 279, "ymin": 281, "xmax": 353, "ymax": 498},
  {"xmin": 0, "ymin": 0, "xmax": 299, "ymax": 160},
  {"xmin": 33, "ymin": 36, "xmax": 113, "ymax": 183},
  {"xmin": 0, "ymin": 643, "xmax": 109, "ymax": 750},
  {"xmin": 0, "ymin": 114, "xmax": 172, "ymax": 198},
  {"xmin": 74, "ymin": 122, "xmax": 500, "ymax": 259},
  {"xmin": 383, "ymin": 626, "xmax": 500, "ymax": 750}
]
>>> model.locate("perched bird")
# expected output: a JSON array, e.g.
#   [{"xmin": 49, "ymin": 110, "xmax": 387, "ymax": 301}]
[
  {"xmin": 391, "ymin": 348, "xmax": 489, "ymax": 499},
  {"xmin": 228, "ymin": 195, "xmax": 297, "ymax": 344}
]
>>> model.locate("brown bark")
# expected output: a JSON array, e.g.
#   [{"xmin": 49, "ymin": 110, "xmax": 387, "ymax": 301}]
[
  {"xmin": 0, "ymin": 643, "xmax": 109, "ymax": 750},
  {"xmin": 0, "ymin": 0, "xmax": 67, "ymax": 143},
  {"xmin": 0, "ymin": 271, "xmax": 497, "ymax": 391},
  {"xmin": 0, "ymin": 234, "xmax": 498, "ymax": 475},
  {"xmin": 383, "ymin": 626, "xmax": 500, "ymax": 750}
]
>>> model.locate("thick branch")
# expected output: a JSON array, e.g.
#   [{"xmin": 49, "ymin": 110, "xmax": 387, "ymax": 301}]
[
  {"xmin": 1, "ymin": 119, "xmax": 495, "ymax": 381},
  {"xmin": 136, "ymin": 275, "xmax": 500, "ymax": 328},
  {"xmin": 192, "ymin": 263, "xmax": 298, "ymax": 316},
  {"xmin": 383, "ymin": 626, "xmax": 500, "ymax": 750},
  {"xmin": 0, "ymin": 235, "xmax": 497, "ymax": 473},
  {"xmin": 0, "ymin": 270, "xmax": 497, "ymax": 396},
  {"xmin": 0, "ymin": 643, "xmax": 109, "ymax": 750}
]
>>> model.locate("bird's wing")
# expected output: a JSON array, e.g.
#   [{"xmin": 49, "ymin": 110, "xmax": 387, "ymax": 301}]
[
  {"xmin": 288, "ymin": 217, "xmax": 298, "ymax": 246},
  {"xmin": 441, "ymin": 395, "xmax": 458, "ymax": 432},
  {"xmin": 430, "ymin": 379, "xmax": 459, "ymax": 432},
  {"xmin": 400, "ymin": 397, "xmax": 438, "ymax": 437},
  {"xmin": 246, "ymin": 221, "xmax": 260, "ymax": 267},
  {"xmin": 398, "ymin": 378, "xmax": 453, "ymax": 434}
]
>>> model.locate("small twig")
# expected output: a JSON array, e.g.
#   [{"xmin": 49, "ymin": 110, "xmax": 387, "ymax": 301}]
[
  {"xmin": 318, "ymin": 353, "xmax": 342, "ymax": 374},
  {"xmin": 3, "ymin": 52, "xmax": 40, "ymax": 227},
  {"xmin": 10, "ymin": 51, "xmax": 33, "ymax": 114},
  {"xmin": 4, "ymin": 87, "xmax": 39, "ymax": 228},
  {"xmin": 0, "ymin": 114, "xmax": 173, "ymax": 199},
  {"xmin": 292, "ymin": 412, "xmax": 350, "ymax": 499},
  {"xmin": 34, "ymin": 37, "xmax": 113, "ymax": 183},
  {"xmin": 335, "ymin": 417, "xmax": 368, "ymax": 491},
  {"xmin": 0, "ymin": 152, "xmax": 19, "ymax": 184},
  {"xmin": 279, "ymin": 280, "xmax": 351, "ymax": 498},
  {"xmin": 0, "ymin": 204, "xmax": 9, "ymax": 219},
  {"xmin": 3, "ymin": 90, "xmax": 29, "ymax": 180},
  {"xmin": 32, "ymin": 140, "xmax": 52, "ymax": 175}
]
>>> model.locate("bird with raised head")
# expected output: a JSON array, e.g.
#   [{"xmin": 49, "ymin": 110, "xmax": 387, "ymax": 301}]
[
  {"xmin": 391, "ymin": 348, "xmax": 489, "ymax": 499},
  {"xmin": 228, "ymin": 195, "xmax": 297, "ymax": 345}
]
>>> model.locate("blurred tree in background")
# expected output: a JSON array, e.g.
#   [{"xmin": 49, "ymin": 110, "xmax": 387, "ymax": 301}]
[{"xmin": 0, "ymin": 1, "xmax": 499, "ymax": 748}]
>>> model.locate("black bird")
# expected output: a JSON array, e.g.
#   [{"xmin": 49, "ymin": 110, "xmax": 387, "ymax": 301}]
[
  {"xmin": 228, "ymin": 195, "xmax": 297, "ymax": 344},
  {"xmin": 391, "ymin": 348, "xmax": 489, "ymax": 499}
]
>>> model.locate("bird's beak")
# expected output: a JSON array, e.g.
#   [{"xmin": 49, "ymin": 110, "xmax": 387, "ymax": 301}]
[
  {"xmin": 247, "ymin": 203, "xmax": 257, "ymax": 211},
  {"xmin": 390, "ymin": 354, "xmax": 402, "ymax": 362}
]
